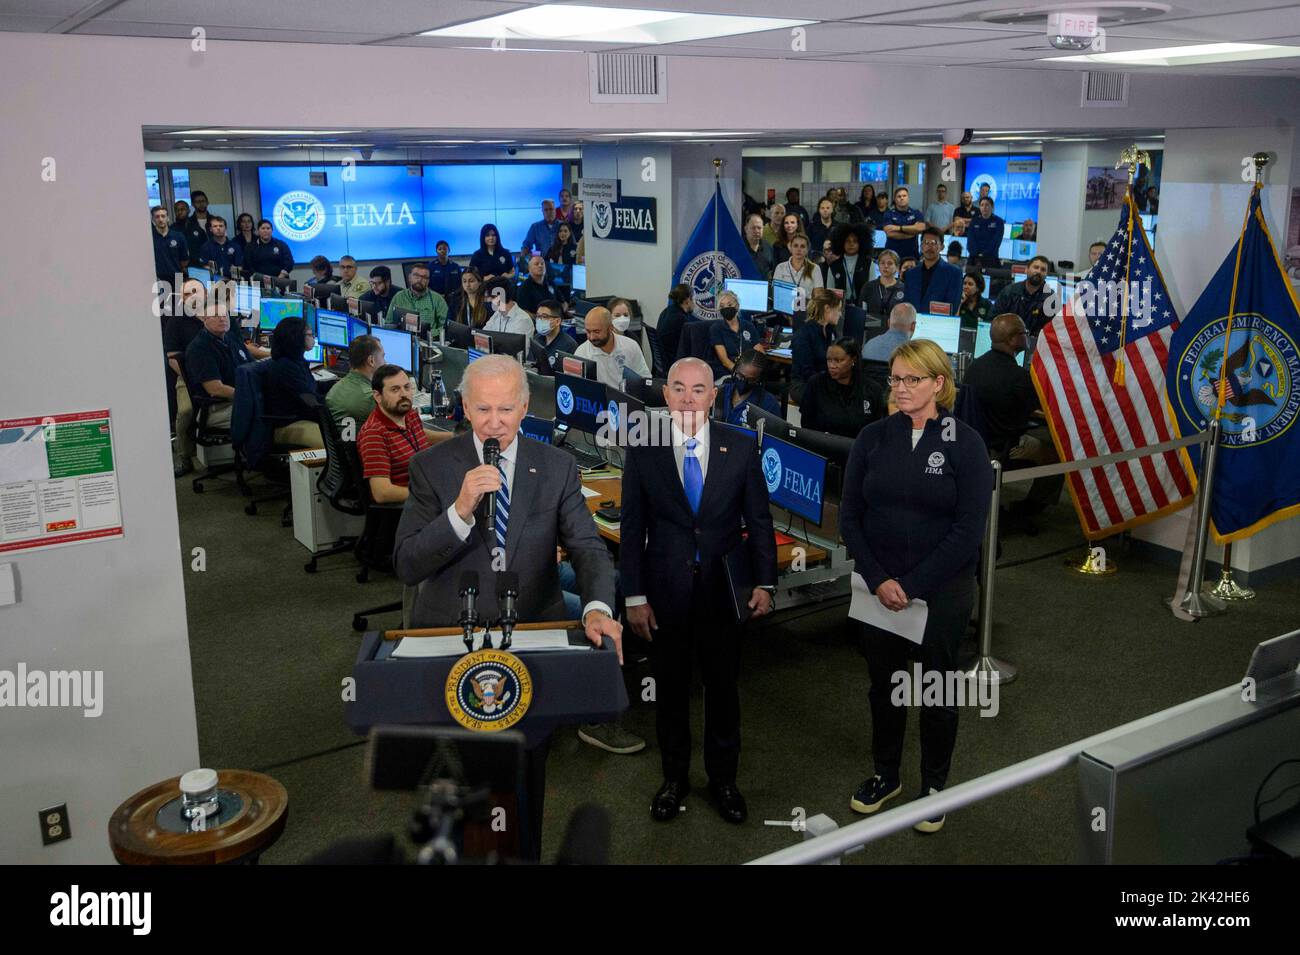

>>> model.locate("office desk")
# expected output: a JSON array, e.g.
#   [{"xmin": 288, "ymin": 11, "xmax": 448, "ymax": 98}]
[
  {"xmin": 579, "ymin": 469, "xmax": 827, "ymax": 570},
  {"xmin": 767, "ymin": 347, "xmax": 793, "ymax": 366}
]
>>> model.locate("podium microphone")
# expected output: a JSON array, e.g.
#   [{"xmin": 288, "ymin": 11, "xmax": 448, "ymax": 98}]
[
  {"xmin": 457, "ymin": 571, "xmax": 480, "ymax": 653},
  {"xmin": 482, "ymin": 437, "xmax": 501, "ymax": 526},
  {"xmin": 497, "ymin": 571, "xmax": 520, "ymax": 650}
]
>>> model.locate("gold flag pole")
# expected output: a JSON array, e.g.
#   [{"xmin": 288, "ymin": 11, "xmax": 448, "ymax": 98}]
[
  {"xmin": 1207, "ymin": 542, "xmax": 1256, "ymax": 601},
  {"xmin": 1110, "ymin": 144, "xmax": 1150, "ymax": 387}
]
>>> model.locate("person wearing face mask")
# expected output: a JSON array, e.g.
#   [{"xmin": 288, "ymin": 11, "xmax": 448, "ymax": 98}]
[
  {"xmin": 531, "ymin": 299, "xmax": 578, "ymax": 360},
  {"xmin": 515, "ymin": 255, "xmax": 557, "ymax": 315},
  {"xmin": 991, "ymin": 254, "xmax": 1054, "ymax": 335},
  {"xmin": 482, "ymin": 279, "xmax": 534, "ymax": 338},
  {"xmin": 823, "ymin": 223, "xmax": 877, "ymax": 306},
  {"xmin": 577, "ymin": 307, "xmax": 650, "ymax": 389},
  {"xmin": 714, "ymin": 350, "xmax": 780, "ymax": 426},
  {"xmin": 798, "ymin": 337, "xmax": 886, "ymax": 438},
  {"xmin": 608, "ymin": 297, "xmax": 635, "ymax": 336},
  {"xmin": 470, "ymin": 223, "xmax": 514, "ymax": 280},
  {"xmin": 791, "ymin": 288, "xmax": 842, "ymax": 400},
  {"xmin": 655, "ymin": 284, "xmax": 697, "ymax": 364},
  {"xmin": 707, "ymin": 290, "xmax": 761, "ymax": 380}
]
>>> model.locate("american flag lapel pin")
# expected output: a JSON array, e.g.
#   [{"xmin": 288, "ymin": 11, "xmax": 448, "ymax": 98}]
[
  {"xmin": 719, "ymin": 446, "xmax": 727, "ymax": 453},
  {"xmin": 529, "ymin": 467, "xmax": 537, "ymax": 473}
]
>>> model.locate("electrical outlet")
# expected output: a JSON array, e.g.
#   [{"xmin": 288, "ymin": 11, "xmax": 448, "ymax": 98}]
[{"xmin": 40, "ymin": 804, "xmax": 70, "ymax": 845}]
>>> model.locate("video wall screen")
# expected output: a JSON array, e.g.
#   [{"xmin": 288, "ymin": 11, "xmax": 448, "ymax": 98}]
[{"xmin": 964, "ymin": 154, "xmax": 1041, "ymax": 226}]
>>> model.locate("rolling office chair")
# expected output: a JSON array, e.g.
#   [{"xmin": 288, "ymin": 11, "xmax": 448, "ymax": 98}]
[
  {"xmin": 677, "ymin": 321, "xmax": 715, "ymax": 364},
  {"xmin": 183, "ymin": 359, "xmax": 247, "ymax": 495},
  {"xmin": 230, "ymin": 362, "xmax": 302, "ymax": 526},
  {"xmin": 643, "ymin": 323, "xmax": 667, "ymax": 378},
  {"xmin": 304, "ymin": 405, "xmax": 366, "ymax": 574}
]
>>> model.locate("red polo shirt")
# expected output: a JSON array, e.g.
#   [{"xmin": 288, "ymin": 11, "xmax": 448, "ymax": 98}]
[{"xmin": 358, "ymin": 406, "xmax": 428, "ymax": 488}]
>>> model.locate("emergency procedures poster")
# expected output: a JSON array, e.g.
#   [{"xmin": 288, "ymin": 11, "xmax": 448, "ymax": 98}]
[{"xmin": 0, "ymin": 410, "xmax": 124, "ymax": 553}]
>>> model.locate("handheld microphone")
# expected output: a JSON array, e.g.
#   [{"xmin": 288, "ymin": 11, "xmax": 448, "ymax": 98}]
[
  {"xmin": 457, "ymin": 570, "xmax": 480, "ymax": 653},
  {"xmin": 497, "ymin": 571, "xmax": 520, "ymax": 650},
  {"xmin": 483, "ymin": 437, "xmax": 501, "ymax": 525}
]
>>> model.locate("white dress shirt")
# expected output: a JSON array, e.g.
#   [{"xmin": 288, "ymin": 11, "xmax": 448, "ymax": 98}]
[
  {"xmin": 447, "ymin": 432, "xmax": 612, "ymax": 623},
  {"xmin": 575, "ymin": 335, "xmax": 650, "ymax": 390},
  {"xmin": 484, "ymin": 303, "xmax": 534, "ymax": 338},
  {"xmin": 626, "ymin": 421, "xmax": 709, "ymax": 607}
]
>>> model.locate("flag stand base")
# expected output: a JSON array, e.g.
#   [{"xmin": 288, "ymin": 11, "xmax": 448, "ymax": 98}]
[
  {"xmin": 1065, "ymin": 550, "xmax": 1117, "ymax": 576},
  {"xmin": 962, "ymin": 654, "xmax": 1018, "ymax": 686},
  {"xmin": 1208, "ymin": 567, "xmax": 1256, "ymax": 601}
]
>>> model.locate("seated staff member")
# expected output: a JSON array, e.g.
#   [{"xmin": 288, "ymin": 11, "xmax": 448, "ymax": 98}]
[
  {"xmin": 991, "ymin": 254, "xmax": 1054, "ymax": 335},
  {"xmin": 839, "ymin": 339, "xmax": 992, "ymax": 833},
  {"xmin": 958, "ymin": 272, "xmax": 992, "ymax": 330},
  {"xmin": 324, "ymin": 334, "xmax": 385, "ymax": 431},
  {"xmin": 427, "ymin": 240, "xmax": 463, "ymax": 298},
  {"xmin": 183, "ymin": 296, "xmax": 255, "ymax": 430},
  {"xmin": 859, "ymin": 249, "xmax": 905, "ymax": 323},
  {"xmin": 863, "ymin": 303, "xmax": 916, "ymax": 362},
  {"xmin": 448, "ymin": 267, "xmax": 488, "ymax": 328},
  {"xmin": 264, "ymin": 316, "xmax": 324, "ymax": 449},
  {"xmin": 386, "ymin": 263, "xmax": 449, "ymax": 338},
  {"xmin": 546, "ymin": 223, "xmax": 579, "ymax": 266},
  {"xmin": 622, "ymin": 356, "xmax": 777, "ymax": 825},
  {"xmin": 482, "ymin": 278, "xmax": 534, "ymax": 337},
  {"xmin": 656, "ymin": 284, "xmax": 697, "ymax": 362},
  {"xmin": 360, "ymin": 266, "xmax": 396, "ymax": 321},
  {"xmin": 532, "ymin": 299, "xmax": 578, "ymax": 360},
  {"xmin": 903, "ymin": 227, "xmax": 963, "ymax": 316},
  {"xmin": 515, "ymin": 255, "xmax": 557, "ymax": 314},
  {"xmin": 195, "ymin": 216, "xmax": 241, "ymax": 279},
  {"xmin": 771, "ymin": 233, "xmax": 823, "ymax": 303},
  {"xmin": 791, "ymin": 288, "xmax": 842, "ymax": 394},
  {"xmin": 336, "ymin": 256, "xmax": 369, "ymax": 298},
  {"xmin": 823, "ymin": 223, "xmax": 875, "ymax": 306},
  {"xmin": 707, "ymin": 290, "xmax": 761, "ymax": 379},
  {"xmin": 608, "ymin": 298, "xmax": 635, "ymax": 335},
  {"xmin": 243, "ymin": 219, "xmax": 294, "ymax": 278},
  {"xmin": 576, "ymin": 306, "xmax": 649, "ymax": 388},
  {"xmin": 469, "ymin": 223, "xmax": 514, "ymax": 280},
  {"xmin": 798, "ymin": 338, "xmax": 887, "ymax": 438},
  {"xmin": 357, "ymin": 364, "xmax": 431, "ymax": 504},
  {"xmin": 306, "ymin": 256, "xmax": 336, "ymax": 287},
  {"xmin": 714, "ymin": 350, "xmax": 780, "ymax": 426},
  {"xmin": 166, "ymin": 279, "xmax": 210, "ymax": 476}
]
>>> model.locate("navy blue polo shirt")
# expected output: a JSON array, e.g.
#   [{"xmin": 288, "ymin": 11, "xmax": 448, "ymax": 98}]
[
  {"xmin": 184, "ymin": 327, "xmax": 251, "ymax": 394},
  {"xmin": 883, "ymin": 207, "xmax": 923, "ymax": 260},
  {"xmin": 427, "ymin": 259, "xmax": 463, "ymax": 298},
  {"xmin": 152, "ymin": 227, "xmax": 189, "ymax": 282},
  {"xmin": 966, "ymin": 214, "xmax": 1005, "ymax": 260},
  {"xmin": 707, "ymin": 318, "xmax": 758, "ymax": 376},
  {"xmin": 197, "ymin": 238, "xmax": 243, "ymax": 278},
  {"xmin": 244, "ymin": 238, "xmax": 294, "ymax": 277}
]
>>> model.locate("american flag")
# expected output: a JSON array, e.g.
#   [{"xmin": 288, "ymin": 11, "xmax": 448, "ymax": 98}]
[{"xmin": 1030, "ymin": 192, "xmax": 1195, "ymax": 539}]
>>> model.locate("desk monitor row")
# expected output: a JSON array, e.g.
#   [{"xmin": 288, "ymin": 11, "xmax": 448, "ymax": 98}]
[{"xmin": 724, "ymin": 278, "xmax": 805, "ymax": 319}]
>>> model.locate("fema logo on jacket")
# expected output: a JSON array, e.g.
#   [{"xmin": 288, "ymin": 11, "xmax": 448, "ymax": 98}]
[
  {"xmin": 925, "ymin": 451, "xmax": 946, "ymax": 475},
  {"xmin": 273, "ymin": 190, "xmax": 326, "ymax": 242}
]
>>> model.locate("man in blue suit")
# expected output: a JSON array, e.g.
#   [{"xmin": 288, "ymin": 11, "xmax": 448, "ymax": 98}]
[
  {"xmin": 904, "ymin": 226, "xmax": 963, "ymax": 316},
  {"xmin": 621, "ymin": 357, "xmax": 778, "ymax": 826}
]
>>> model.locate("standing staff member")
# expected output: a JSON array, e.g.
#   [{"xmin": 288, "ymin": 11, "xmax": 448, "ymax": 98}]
[
  {"xmin": 839, "ymin": 339, "xmax": 992, "ymax": 834},
  {"xmin": 622, "ymin": 357, "xmax": 778, "ymax": 826}
]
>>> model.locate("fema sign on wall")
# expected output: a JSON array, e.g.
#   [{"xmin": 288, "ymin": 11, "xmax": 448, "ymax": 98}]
[{"xmin": 589, "ymin": 195, "xmax": 658, "ymax": 244}]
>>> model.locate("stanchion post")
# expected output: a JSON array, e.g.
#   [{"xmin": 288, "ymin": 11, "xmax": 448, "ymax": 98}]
[
  {"xmin": 1208, "ymin": 540, "xmax": 1256, "ymax": 601},
  {"xmin": 965, "ymin": 459, "xmax": 1017, "ymax": 685},
  {"xmin": 1178, "ymin": 419, "xmax": 1226, "ymax": 617}
]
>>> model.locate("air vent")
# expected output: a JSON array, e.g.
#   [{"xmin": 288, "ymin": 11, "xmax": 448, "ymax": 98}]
[
  {"xmin": 589, "ymin": 53, "xmax": 667, "ymax": 103},
  {"xmin": 1082, "ymin": 71, "xmax": 1129, "ymax": 107}
]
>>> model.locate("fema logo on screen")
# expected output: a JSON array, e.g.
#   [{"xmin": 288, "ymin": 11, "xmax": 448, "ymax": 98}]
[
  {"xmin": 273, "ymin": 190, "xmax": 326, "ymax": 242},
  {"xmin": 1176, "ymin": 314, "xmax": 1299, "ymax": 448},
  {"xmin": 680, "ymin": 252, "xmax": 741, "ymax": 321},
  {"xmin": 556, "ymin": 385, "xmax": 575, "ymax": 416},
  {"xmin": 970, "ymin": 174, "xmax": 997, "ymax": 202},
  {"xmin": 762, "ymin": 447, "xmax": 783, "ymax": 493}
]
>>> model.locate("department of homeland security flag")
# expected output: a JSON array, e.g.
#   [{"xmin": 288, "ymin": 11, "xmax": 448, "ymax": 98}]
[
  {"xmin": 1031, "ymin": 191, "xmax": 1195, "ymax": 539},
  {"xmin": 673, "ymin": 183, "xmax": 762, "ymax": 320},
  {"xmin": 1167, "ymin": 184, "xmax": 1300, "ymax": 542}
]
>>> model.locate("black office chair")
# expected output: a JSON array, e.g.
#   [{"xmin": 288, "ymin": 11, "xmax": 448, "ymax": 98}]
[
  {"xmin": 187, "ymin": 395, "xmax": 246, "ymax": 496},
  {"xmin": 230, "ymin": 362, "xmax": 302, "ymax": 526},
  {"xmin": 643, "ymin": 323, "xmax": 667, "ymax": 378},
  {"xmin": 624, "ymin": 376, "xmax": 668, "ymax": 408},
  {"xmin": 1057, "ymin": 260, "xmax": 1075, "ymax": 272},
  {"xmin": 347, "ymin": 442, "xmax": 405, "ymax": 630},
  {"xmin": 304, "ymin": 405, "xmax": 366, "ymax": 574},
  {"xmin": 860, "ymin": 359, "xmax": 891, "ymax": 395},
  {"xmin": 678, "ymin": 321, "xmax": 714, "ymax": 364}
]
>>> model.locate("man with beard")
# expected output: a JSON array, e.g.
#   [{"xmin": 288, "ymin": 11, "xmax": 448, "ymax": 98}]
[
  {"xmin": 357, "ymin": 365, "xmax": 432, "ymax": 505},
  {"xmin": 992, "ymin": 254, "xmax": 1055, "ymax": 335}
]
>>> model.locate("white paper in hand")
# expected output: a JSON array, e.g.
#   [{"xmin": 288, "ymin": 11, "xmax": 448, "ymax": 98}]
[{"xmin": 848, "ymin": 572, "xmax": 928, "ymax": 645}]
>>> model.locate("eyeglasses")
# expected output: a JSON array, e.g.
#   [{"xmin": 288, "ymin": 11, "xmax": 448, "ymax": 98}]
[{"xmin": 887, "ymin": 375, "xmax": 933, "ymax": 388}]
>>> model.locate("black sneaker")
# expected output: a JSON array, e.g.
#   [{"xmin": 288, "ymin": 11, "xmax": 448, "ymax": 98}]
[
  {"xmin": 913, "ymin": 787, "xmax": 945, "ymax": 833},
  {"xmin": 849, "ymin": 775, "xmax": 902, "ymax": 814}
]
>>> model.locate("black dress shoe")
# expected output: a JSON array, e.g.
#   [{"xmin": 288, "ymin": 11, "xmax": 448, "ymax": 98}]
[
  {"xmin": 709, "ymin": 781, "xmax": 748, "ymax": 824},
  {"xmin": 650, "ymin": 780, "xmax": 690, "ymax": 822}
]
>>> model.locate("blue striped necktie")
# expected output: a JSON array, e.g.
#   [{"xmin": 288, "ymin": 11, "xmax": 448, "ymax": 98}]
[
  {"xmin": 494, "ymin": 463, "xmax": 509, "ymax": 552},
  {"xmin": 683, "ymin": 438, "xmax": 703, "ymax": 513}
]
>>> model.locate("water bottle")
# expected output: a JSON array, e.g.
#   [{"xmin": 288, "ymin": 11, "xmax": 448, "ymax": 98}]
[
  {"xmin": 179, "ymin": 768, "xmax": 220, "ymax": 825},
  {"xmin": 431, "ymin": 371, "xmax": 450, "ymax": 416}
]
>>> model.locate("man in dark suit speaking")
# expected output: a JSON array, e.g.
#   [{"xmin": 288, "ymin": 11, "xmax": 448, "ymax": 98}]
[
  {"xmin": 393, "ymin": 354, "xmax": 621, "ymax": 658},
  {"xmin": 621, "ymin": 356, "xmax": 778, "ymax": 825}
]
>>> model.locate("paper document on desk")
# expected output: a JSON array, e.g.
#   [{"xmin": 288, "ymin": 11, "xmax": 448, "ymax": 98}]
[
  {"xmin": 580, "ymin": 485, "xmax": 601, "ymax": 499},
  {"xmin": 848, "ymin": 572, "xmax": 928, "ymax": 645},
  {"xmin": 390, "ymin": 629, "xmax": 573, "ymax": 658}
]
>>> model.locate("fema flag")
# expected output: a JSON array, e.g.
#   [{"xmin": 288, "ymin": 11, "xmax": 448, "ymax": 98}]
[
  {"xmin": 673, "ymin": 184, "xmax": 761, "ymax": 320},
  {"xmin": 1168, "ymin": 184, "xmax": 1300, "ymax": 542}
]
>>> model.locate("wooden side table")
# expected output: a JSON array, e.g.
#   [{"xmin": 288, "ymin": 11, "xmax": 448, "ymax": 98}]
[{"xmin": 108, "ymin": 769, "xmax": 289, "ymax": 865}]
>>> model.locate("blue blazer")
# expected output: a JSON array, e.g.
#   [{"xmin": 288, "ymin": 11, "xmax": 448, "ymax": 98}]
[{"xmin": 903, "ymin": 260, "xmax": 963, "ymax": 315}]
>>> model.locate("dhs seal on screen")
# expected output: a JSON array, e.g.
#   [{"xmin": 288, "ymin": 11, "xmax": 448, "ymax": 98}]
[{"xmin": 272, "ymin": 190, "xmax": 327, "ymax": 242}]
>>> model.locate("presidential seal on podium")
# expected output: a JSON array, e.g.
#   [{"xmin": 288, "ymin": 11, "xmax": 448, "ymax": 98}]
[{"xmin": 445, "ymin": 648, "xmax": 534, "ymax": 732}]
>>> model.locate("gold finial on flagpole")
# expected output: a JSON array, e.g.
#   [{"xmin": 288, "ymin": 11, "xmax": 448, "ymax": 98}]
[
  {"xmin": 1116, "ymin": 144, "xmax": 1151, "ymax": 179},
  {"xmin": 1252, "ymin": 151, "xmax": 1271, "ymax": 183}
]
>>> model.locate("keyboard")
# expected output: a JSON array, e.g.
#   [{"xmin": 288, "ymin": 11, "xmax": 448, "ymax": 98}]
[{"xmin": 311, "ymin": 368, "xmax": 338, "ymax": 382}]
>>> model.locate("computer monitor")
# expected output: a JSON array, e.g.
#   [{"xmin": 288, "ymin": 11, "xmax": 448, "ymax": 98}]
[
  {"xmin": 520, "ymin": 415, "xmax": 554, "ymax": 445},
  {"xmin": 553, "ymin": 372, "xmax": 606, "ymax": 436},
  {"xmin": 724, "ymin": 278, "xmax": 769, "ymax": 314},
  {"xmin": 528, "ymin": 339, "xmax": 555, "ymax": 376},
  {"xmin": 187, "ymin": 265, "xmax": 212, "ymax": 287},
  {"xmin": 369, "ymin": 326, "xmax": 416, "ymax": 374},
  {"xmin": 310, "ymin": 282, "xmax": 340, "ymax": 305},
  {"xmin": 913, "ymin": 313, "xmax": 962, "ymax": 354},
  {"xmin": 258, "ymin": 296, "xmax": 304, "ymax": 331},
  {"xmin": 271, "ymin": 277, "xmax": 297, "ymax": 294},
  {"xmin": 842, "ymin": 304, "xmax": 868, "ymax": 345},
  {"xmin": 947, "ymin": 235, "xmax": 969, "ymax": 257},
  {"xmin": 872, "ymin": 230, "xmax": 888, "ymax": 250},
  {"xmin": 327, "ymin": 294, "xmax": 350, "ymax": 312},
  {"xmin": 445, "ymin": 320, "xmax": 473, "ymax": 350},
  {"xmin": 973, "ymin": 322, "xmax": 993, "ymax": 358},
  {"xmin": 772, "ymin": 281, "xmax": 798, "ymax": 316},
  {"xmin": 316, "ymin": 309, "xmax": 350, "ymax": 349},
  {"xmin": 573, "ymin": 298, "xmax": 598, "ymax": 318},
  {"xmin": 571, "ymin": 264, "xmax": 587, "ymax": 293},
  {"xmin": 472, "ymin": 330, "xmax": 492, "ymax": 355},
  {"xmin": 484, "ymin": 329, "xmax": 528, "ymax": 362},
  {"xmin": 234, "ymin": 282, "xmax": 261, "ymax": 317},
  {"xmin": 347, "ymin": 315, "xmax": 371, "ymax": 343},
  {"xmin": 759, "ymin": 430, "xmax": 827, "ymax": 525},
  {"xmin": 356, "ymin": 299, "xmax": 378, "ymax": 322},
  {"xmin": 558, "ymin": 353, "xmax": 597, "ymax": 380},
  {"xmin": 624, "ymin": 376, "xmax": 668, "ymax": 409},
  {"xmin": 603, "ymin": 383, "xmax": 646, "ymax": 438},
  {"xmin": 303, "ymin": 342, "xmax": 324, "ymax": 364}
]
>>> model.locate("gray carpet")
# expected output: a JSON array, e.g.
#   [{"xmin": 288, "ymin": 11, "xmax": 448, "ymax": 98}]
[{"xmin": 175, "ymin": 469, "xmax": 1299, "ymax": 864}]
